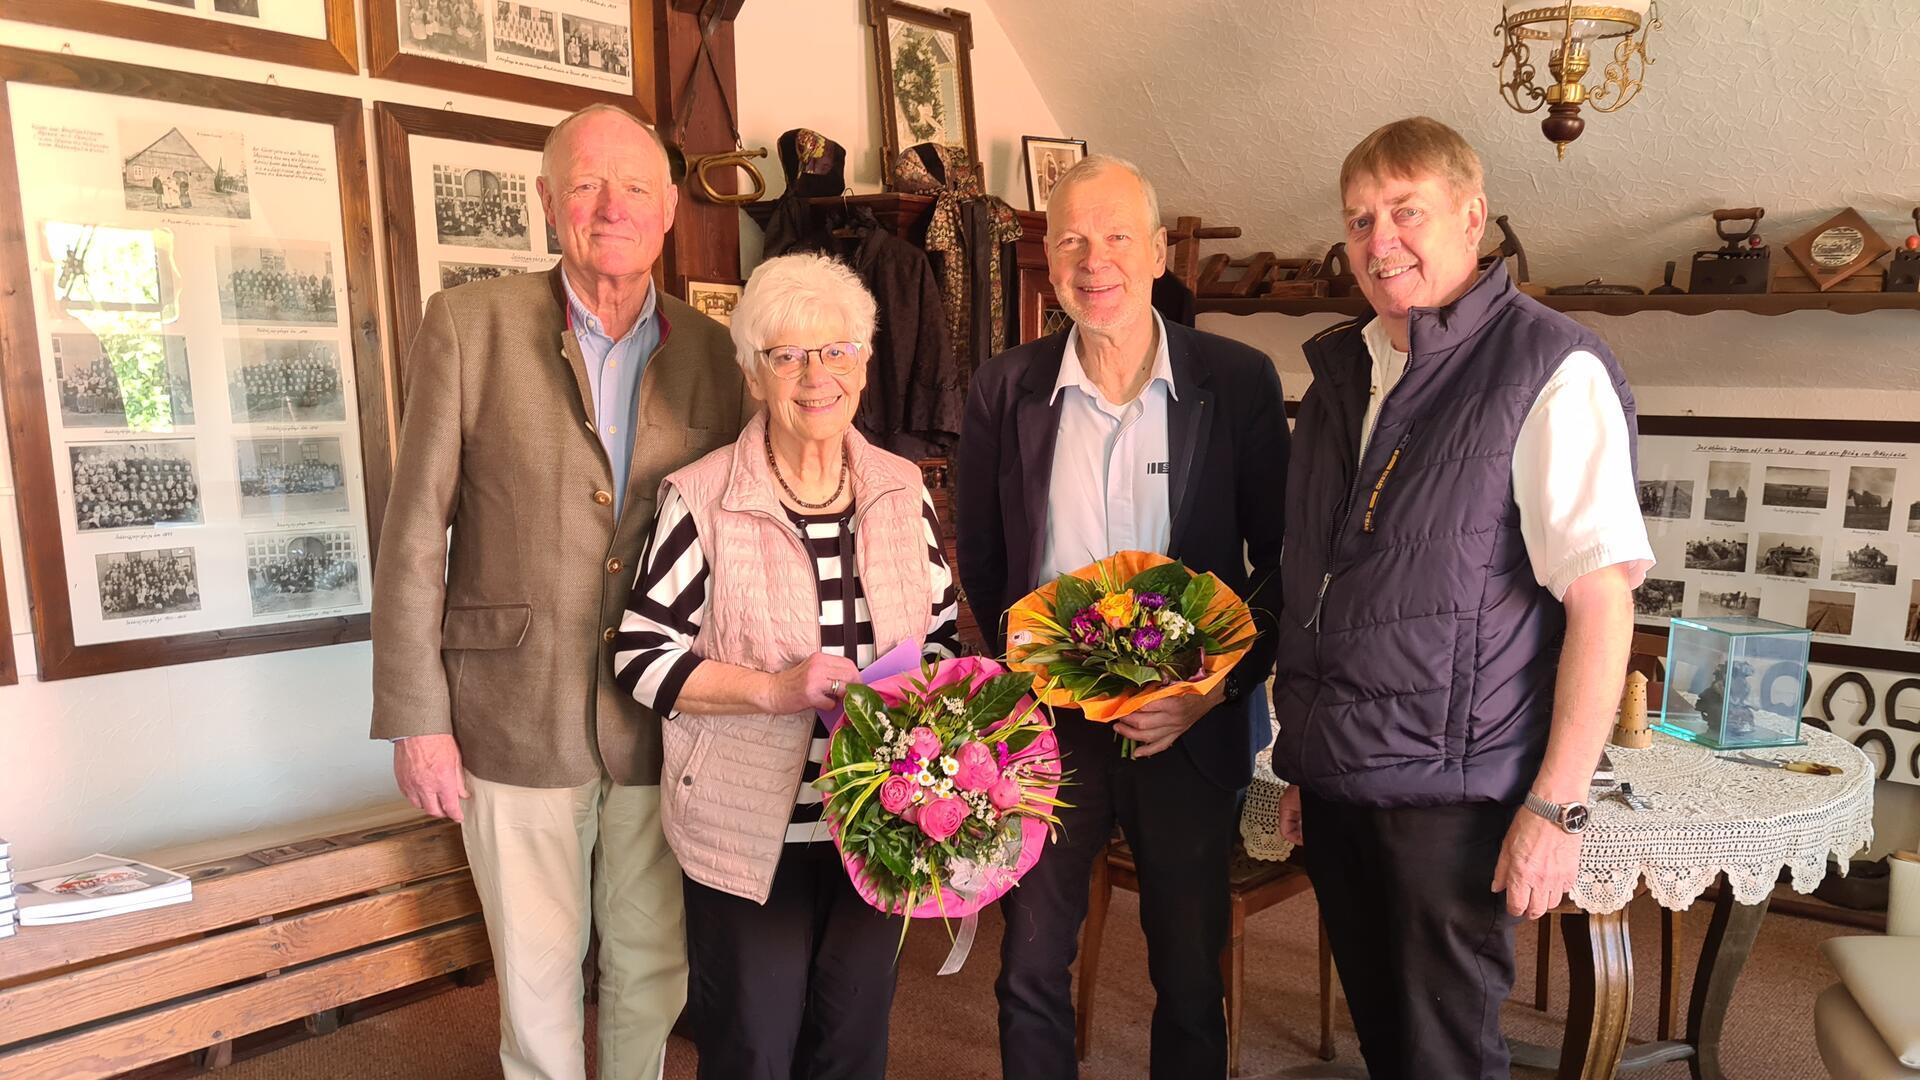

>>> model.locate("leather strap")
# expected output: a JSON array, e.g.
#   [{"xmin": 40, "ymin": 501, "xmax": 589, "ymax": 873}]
[
  {"xmin": 1885, "ymin": 678, "xmax": 1920, "ymax": 733},
  {"xmin": 1820, "ymin": 670, "xmax": 1877, "ymax": 728}
]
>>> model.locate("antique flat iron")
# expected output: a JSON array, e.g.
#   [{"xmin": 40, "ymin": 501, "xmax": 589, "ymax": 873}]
[
  {"xmin": 1689, "ymin": 207, "xmax": 1771, "ymax": 294},
  {"xmin": 1887, "ymin": 208, "xmax": 1920, "ymax": 292}
]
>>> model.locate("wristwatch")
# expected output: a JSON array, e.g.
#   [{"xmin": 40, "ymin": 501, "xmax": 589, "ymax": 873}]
[{"xmin": 1523, "ymin": 792, "xmax": 1590, "ymax": 834}]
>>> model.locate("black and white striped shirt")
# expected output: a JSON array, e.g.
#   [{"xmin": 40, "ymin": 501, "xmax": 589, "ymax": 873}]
[{"xmin": 613, "ymin": 486, "xmax": 961, "ymax": 843}]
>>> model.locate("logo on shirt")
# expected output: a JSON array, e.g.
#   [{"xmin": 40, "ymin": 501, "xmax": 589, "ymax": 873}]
[{"xmin": 1147, "ymin": 461, "xmax": 1170, "ymax": 475}]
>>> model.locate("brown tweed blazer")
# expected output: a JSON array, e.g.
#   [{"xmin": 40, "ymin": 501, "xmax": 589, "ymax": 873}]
[{"xmin": 371, "ymin": 266, "xmax": 748, "ymax": 787}]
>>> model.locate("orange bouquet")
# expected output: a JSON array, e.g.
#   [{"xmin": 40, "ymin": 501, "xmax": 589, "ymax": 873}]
[{"xmin": 1004, "ymin": 552, "xmax": 1257, "ymax": 754}]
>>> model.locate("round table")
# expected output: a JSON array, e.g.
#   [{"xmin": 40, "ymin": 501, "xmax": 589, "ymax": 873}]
[{"xmin": 1240, "ymin": 727, "xmax": 1875, "ymax": 1080}]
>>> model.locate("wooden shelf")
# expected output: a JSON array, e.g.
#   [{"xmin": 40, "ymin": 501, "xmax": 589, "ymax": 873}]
[
  {"xmin": 739, "ymin": 192, "xmax": 1046, "ymax": 236},
  {"xmin": 1197, "ymin": 291, "xmax": 1920, "ymax": 318}
]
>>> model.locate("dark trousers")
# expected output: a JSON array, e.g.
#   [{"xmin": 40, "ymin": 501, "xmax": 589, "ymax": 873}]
[
  {"xmin": 683, "ymin": 841, "xmax": 900, "ymax": 1080},
  {"xmin": 1301, "ymin": 791, "xmax": 1521, "ymax": 1080},
  {"xmin": 996, "ymin": 713, "xmax": 1239, "ymax": 1080}
]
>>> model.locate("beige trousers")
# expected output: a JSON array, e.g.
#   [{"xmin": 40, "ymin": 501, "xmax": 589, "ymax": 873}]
[{"xmin": 461, "ymin": 771, "xmax": 688, "ymax": 1080}]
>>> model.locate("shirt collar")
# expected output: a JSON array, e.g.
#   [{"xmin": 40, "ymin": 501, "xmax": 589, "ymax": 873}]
[
  {"xmin": 1050, "ymin": 309, "xmax": 1177, "ymax": 406},
  {"xmin": 560, "ymin": 267, "xmax": 658, "ymax": 344}
]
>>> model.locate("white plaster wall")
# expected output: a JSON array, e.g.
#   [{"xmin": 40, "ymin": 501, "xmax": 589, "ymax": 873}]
[
  {"xmin": 734, "ymin": 0, "xmax": 1060, "ymax": 269},
  {"xmin": 0, "ymin": 3, "xmax": 1060, "ymax": 867}
]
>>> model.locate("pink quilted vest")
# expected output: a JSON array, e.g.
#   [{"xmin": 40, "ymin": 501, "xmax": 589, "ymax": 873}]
[{"xmin": 658, "ymin": 410, "xmax": 932, "ymax": 903}]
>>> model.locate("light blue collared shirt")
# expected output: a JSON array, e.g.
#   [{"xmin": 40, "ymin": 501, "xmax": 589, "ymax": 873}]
[
  {"xmin": 1038, "ymin": 310, "xmax": 1177, "ymax": 584},
  {"xmin": 561, "ymin": 271, "xmax": 661, "ymax": 512}
]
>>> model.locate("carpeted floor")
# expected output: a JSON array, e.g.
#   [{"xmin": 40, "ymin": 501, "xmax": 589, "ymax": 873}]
[{"xmin": 209, "ymin": 889, "xmax": 1853, "ymax": 1078}]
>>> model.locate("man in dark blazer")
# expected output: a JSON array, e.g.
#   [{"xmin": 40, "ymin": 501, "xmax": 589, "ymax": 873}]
[{"xmin": 957, "ymin": 155, "xmax": 1288, "ymax": 1080}]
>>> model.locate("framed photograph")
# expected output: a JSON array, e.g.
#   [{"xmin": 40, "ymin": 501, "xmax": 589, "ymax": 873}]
[
  {"xmin": 684, "ymin": 278, "xmax": 741, "ymax": 326},
  {"xmin": 374, "ymin": 102, "xmax": 559, "ymax": 409},
  {"xmin": 867, "ymin": 0, "xmax": 977, "ymax": 185},
  {"xmin": 1632, "ymin": 415, "xmax": 1920, "ymax": 674},
  {"xmin": 366, "ymin": 0, "xmax": 656, "ymax": 115},
  {"xmin": 1022, "ymin": 136, "xmax": 1085, "ymax": 213},
  {"xmin": 0, "ymin": 0, "xmax": 359, "ymax": 73},
  {"xmin": 0, "ymin": 48, "xmax": 391, "ymax": 680}
]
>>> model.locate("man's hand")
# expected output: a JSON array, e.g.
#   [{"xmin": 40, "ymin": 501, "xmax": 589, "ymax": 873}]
[
  {"xmin": 1491, "ymin": 805, "xmax": 1581, "ymax": 919},
  {"xmin": 1278, "ymin": 783, "xmax": 1303, "ymax": 846},
  {"xmin": 394, "ymin": 734, "xmax": 469, "ymax": 823},
  {"xmin": 1114, "ymin": 683, "xmax": 1225, "ymax": 758}
]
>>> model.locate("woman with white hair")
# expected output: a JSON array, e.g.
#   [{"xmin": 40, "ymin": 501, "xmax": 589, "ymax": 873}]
[{"xmin": 612, "ymin": 252, "xmax": 959, "ymax": 1079}]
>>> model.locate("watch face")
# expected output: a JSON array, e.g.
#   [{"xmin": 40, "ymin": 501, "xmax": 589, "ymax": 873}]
[{"xmin": 1563, "ymin": 802, "xmax": 1590, "ymax": 833}]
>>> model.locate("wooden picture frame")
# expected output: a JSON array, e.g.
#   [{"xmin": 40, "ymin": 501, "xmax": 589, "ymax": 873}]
[
  {"xmin": 0, "ymin": 540, "xmax": 15, "ymax": 685},
  {"xmin": 365, "ymin": 0, "xmax": 656, "ymax": 117},
  {"xmin": 1634, "ymin": 415, "xmax": 1920, "ymax": 675},
  {"xmin": 867, "ymin": 0, "xmax": 977, "ymax": 186},
  {"xmin": 374, "ymin": 101, "xmax": 555, "ymax": 408},
  {"xmin": 1785, "ymin": 208, "xmax": 1892, "ymax": 293},
  {"xmin": 0, "ymin": 0, "xmax": 360, "ymax": 74},
  {"xmin": 1021, "ymin": 135, "xmax": 1085, "ymax": 213},
  {"xmin": 683, "ymin": 278, "xmax": 740, "ymax": 326},
  {"xmin": 0, "ymin": 48, "xmax": 391, "ymax": 680}
]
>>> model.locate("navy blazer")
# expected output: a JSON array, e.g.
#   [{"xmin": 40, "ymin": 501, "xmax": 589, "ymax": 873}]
[{"xmin": 955, "ymin": 320, "xmax": 1289, "ymax": 791}]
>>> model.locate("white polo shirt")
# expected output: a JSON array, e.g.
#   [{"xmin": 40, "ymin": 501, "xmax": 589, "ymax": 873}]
[
  {"xmin": 1038, "ymin": 312, "xmax": 1176, "ymax": 584},
  {"xmin": 1361, "ymin": 319, "xmax": 1655, "ymax": 600}
]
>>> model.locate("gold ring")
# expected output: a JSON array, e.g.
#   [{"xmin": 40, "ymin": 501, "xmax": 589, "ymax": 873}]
[{"xmin": 830, "ymin": 679, "xmax": 845, "ymax": 696}]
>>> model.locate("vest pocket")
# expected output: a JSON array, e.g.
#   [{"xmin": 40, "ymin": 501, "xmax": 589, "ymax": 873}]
[
  {"xmin": 662, "ymin": 719, "xmax": 713, "ymax": 812},
  {"xmin": 1444, "ymin": 609, "xmax": 1476, "ymax": 764}
]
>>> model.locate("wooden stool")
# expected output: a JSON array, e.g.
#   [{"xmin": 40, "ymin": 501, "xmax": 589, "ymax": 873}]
[{"xmin": 1075, "ymin": 836, "xmax": 1335, "ymax": 1076}]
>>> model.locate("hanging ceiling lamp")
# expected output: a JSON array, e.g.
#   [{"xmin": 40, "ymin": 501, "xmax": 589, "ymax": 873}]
[{"xmin": 1494, "ymin": 2, "xmax": 1663, "ymax": 159}]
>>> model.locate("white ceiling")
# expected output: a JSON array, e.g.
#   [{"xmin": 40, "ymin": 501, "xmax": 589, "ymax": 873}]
[{"xmin": 984, "ymin": 0, "xmax": 1920, "ymax": 289}]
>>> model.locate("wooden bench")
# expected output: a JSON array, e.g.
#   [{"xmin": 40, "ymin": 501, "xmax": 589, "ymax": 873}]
[{"xmin": 0, "ymin": 815, "xmax": 488, "ymax": 1079}]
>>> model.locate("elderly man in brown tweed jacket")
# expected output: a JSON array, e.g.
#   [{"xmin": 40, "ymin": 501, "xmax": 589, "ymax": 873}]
[{"xmin": 371, "ymin": 104, "xmax": 747, "ymax": 1080}]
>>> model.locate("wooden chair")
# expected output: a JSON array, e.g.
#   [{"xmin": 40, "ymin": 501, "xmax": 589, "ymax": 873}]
[{"xmin": 1076, "ymin": 836, "xmax": 1335, "ymax": 1076}]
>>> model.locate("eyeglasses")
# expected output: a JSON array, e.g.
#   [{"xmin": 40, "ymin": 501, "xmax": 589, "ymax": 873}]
[{"xmin": 760, "ymin": 341, "xmax": 865, "ymax": 380}]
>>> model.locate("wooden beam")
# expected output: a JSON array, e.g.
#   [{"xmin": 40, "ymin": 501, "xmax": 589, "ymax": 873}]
[
  {"xmin": 0, "ymin": 922, "xmax": 489, "ymax": 1080},
  {"xmin": 656, "ymin": 0, "xmax": 744, "ymax": 294},
  {"xmin": 0, "ymin": 875, "xmax": 479, "ymax": 1044}
]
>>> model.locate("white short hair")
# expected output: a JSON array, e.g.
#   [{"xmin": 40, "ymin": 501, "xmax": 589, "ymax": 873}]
[
  {"xmin": 730, "ymin": 253, "xmax": 878, "ymax": 379},
  {"xmin": 1048, "ymin": 153, "xmax": 1162, "ymax": 231}
]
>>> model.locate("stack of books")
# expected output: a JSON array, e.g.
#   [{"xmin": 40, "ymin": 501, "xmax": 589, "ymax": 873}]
[
  {"xmin": 0, "ymin": 838, "xmax": 15, "ymax": 940},
  {"xmin": 13, "ymin": 852, "xmax": 192, "ymax": 926}
]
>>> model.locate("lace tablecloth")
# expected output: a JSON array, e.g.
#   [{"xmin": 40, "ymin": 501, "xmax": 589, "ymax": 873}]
[{"xmin": 1240, "ymin": 727, "xmax": 1875, "ymax": 915}]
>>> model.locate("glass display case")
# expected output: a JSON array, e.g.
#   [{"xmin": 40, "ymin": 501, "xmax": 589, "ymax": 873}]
[{"xmin": 1656, "ymin": 616, "xmax": 1811, "ymax": 749}]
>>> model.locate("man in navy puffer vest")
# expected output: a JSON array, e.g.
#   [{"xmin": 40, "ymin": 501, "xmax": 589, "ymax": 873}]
[{"xmin": 1269, "ymin": 117, "xmax": 1654, "ymax": 1080}]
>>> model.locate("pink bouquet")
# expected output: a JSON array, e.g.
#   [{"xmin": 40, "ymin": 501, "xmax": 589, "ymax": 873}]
[{"xmin": 817, "ymin": 656, "xmax": 1066, "ymax": 920}]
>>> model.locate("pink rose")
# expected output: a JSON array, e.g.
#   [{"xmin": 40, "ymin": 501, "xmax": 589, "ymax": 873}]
[
  {"xmin": 987, "ymin": 776, "xmax": 1024, "ymax": 811},
  {"xmin": 900, "ymin": 801, "xmax": 922, "ymax": 824},
  {"xmin": 908, "ymin": 726, "xmax": 942, "ymax": 762},
  {"xmin": 878, "ymin": 776, "xmax": 916, "ymax": 815},
  {"xmin": 956, "ymin": 740, "xmax": 994, "ymax": 769},
  {"xmin": 918, "ymin": 796, "xmax": 969, "ymax": 842},
  {"xmin": 954, "ymin": 759, "xmax": 999, "ymax": 793}
]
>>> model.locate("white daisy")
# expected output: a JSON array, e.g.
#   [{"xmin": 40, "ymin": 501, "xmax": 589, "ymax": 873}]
[{"xmin": 940, "ymin": 755, "xmax": 960, "ymax": 776}]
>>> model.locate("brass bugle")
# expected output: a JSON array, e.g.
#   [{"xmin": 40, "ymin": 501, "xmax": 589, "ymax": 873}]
[{"xmin": 664, "ymin": 144, "xmax": 767, "ymax": 205}]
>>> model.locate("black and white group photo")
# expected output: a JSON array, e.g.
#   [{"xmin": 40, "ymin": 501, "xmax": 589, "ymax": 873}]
[
  {"xmin": 217, "ymin": 244, "xmax": 338, "ymax": 325},
  {"xmin": 433, "ymin": 164, "xmax": 530, "ymax": 250},
  {"xmin": 1704, "ymin": 460, "xmax": 1750, "ymax": 522},
  {"xmin": 439, "ymin": 261, "xmax": 523, "ymax": 289},
  {"xmin": 1756, "ymin": 532, "xmax": 1824, "ymax": 579},
  {"xmin": 561, "ymin": 14, "xmax": 631, "ymax": 75},
  {"xmin": 215, "ymin": 0, "xmax": 263, "ymax": 15},
  {"xmin": 1633, "ymin": 577, "xmax": 1686, "ymax": 619},
  {"xmin": 224, "ymin": 340, "xmax": 347, "ymax": 424},
  {"xmin": 1763, "ymin": 466, "xmax": 1830, "ymax": 510},
  {"xmin": 1843, "ymin": 466, "xmax": 1898, "ymax": 531},
  {"xmin": 1695, "ymin": 588, "xmax": 1761, "ymax": 619},
  {"xmin": 1637, "ymin": 478, "xmax": 1693, "ymax": 519},
  {"xmin": 403, "ymin": 0, "xmax": 488, "ymax": 63},
  {"xmin": 245, "ymin": 529, "xmax": 362, "ymax": 615},
  {"xmin": 120, "ymin": 121, "xmax": 251, "ymax": 219},
  {"xmin": 69, "ymin": 440, "xmax": 203, "ymax": 533},
  {"xmin": 235, "ymin": 437, "xmax": 349, "ymax": 518},
  {"xmin": 1683, "ymin": 533, "xmax": 1749, "ymax": 572},
  {"xmin": 95, "ymin": 547, "xmax": 202, "ymax": 620},
  {"xmin": 493, "ymin": 2, "xmax": 560, "ymax": 62},
  {"xmin": 52, "ymin": 332, "xmax": 196, "ymax": 431},
  {"xmin": 1833, "ymin": 541, "xmax": 1898, "ymax": 586}
]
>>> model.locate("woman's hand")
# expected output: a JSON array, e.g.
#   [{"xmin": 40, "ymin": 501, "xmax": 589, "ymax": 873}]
[{"xmin": 762, "ymin": 652, "xmax": 862, "ymax": 714}]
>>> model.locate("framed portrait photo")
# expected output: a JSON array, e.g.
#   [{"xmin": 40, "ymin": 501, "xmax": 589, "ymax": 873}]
[
  {"xmin": 867, "ymin": 0, "xmax": 978, "ymax": 184},
  {"xmin": 1022, "ymin": 135, "xmax": 1086, "ymax": 213},
  {"xmin": 684, "ymin": 279, "xmax": 742, "ymax": 326},
  {"xmin": 366, "ymin": 0, "xmax": 656, "ymax": 115},
  {"xmin": 0, "ymin": 0, "xmax": 359, "ymax": 74}
]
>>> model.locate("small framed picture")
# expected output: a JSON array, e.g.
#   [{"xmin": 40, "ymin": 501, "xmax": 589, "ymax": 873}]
[
  {"xmin": 1023, "ymin": 136, "xmax": 1088, "ymax": 212},
  {"xmin": 686, "ymin": 280, "xmax": 744, "ymax": 326}
]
